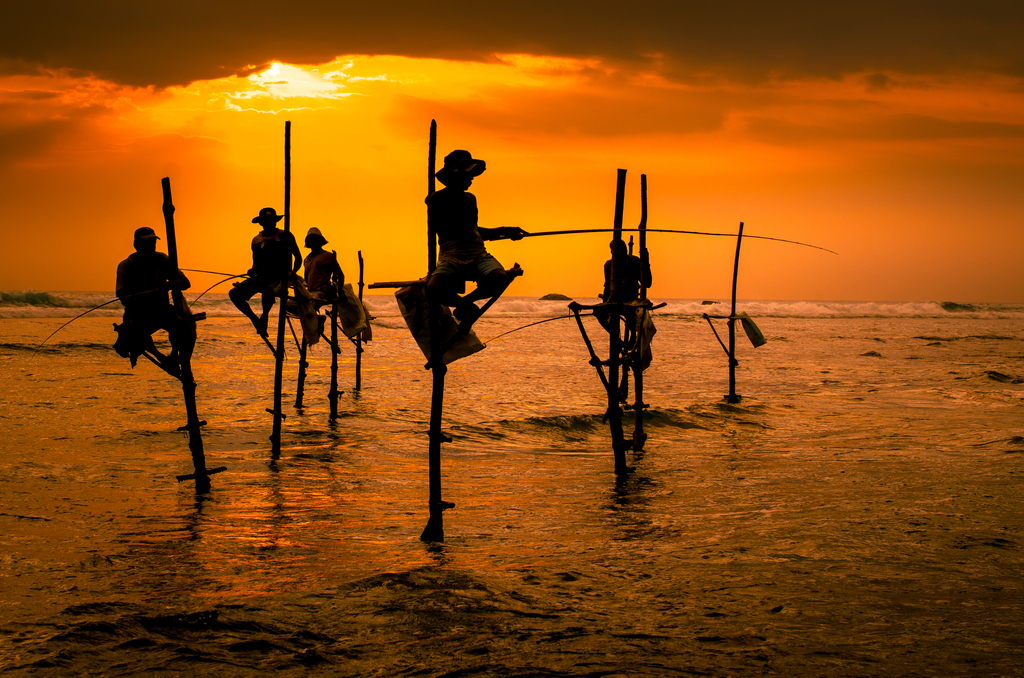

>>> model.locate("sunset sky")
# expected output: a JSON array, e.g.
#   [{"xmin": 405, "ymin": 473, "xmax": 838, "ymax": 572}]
[{"xmin": 2, "ymin": 2, "xmax": 1022, "ymax": 301}]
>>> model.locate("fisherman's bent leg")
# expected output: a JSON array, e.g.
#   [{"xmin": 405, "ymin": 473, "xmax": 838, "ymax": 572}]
[
  {"xmin": 463, "ymin": 269, "xmax": 508, "ymax": 304},
  {"xmin": 462, "ymin": 254, "xmax": 508, "ymax": 304},
  {"xmin": 229, "ymin": 278, "xmax": 263, "ymax": 329},
  {"xmin": 165, "ymin": 308, "xmax": 196, "ymax": 365},
  {"xmin": 426, "ymin": 265, "xmax": 464, "ymax": 308}
]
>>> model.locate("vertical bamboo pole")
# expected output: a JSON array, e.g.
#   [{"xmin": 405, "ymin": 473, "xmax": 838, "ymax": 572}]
[
  {"xmin": 294, "ymin": 339, "xmax": 307, "ymax": 408},
  {"xmin": 329, "ymin": 302, "xmax": 339, "ymax": 419},
  {"xmin": 422, "ymin": 120, "xmax": 446, "ymax": 542},
  {"xmin": 161, "ymin": 177, "xmax": 209, "ymax": 490},
  {"xmin": 608, "ymin": 169, "xmax": 629, "ymax": 474},
  {"xmin": 427, "ymin": 120, "xmax": 438, "ymax": 274},
  {"xmin": 632, "ymin": 173, "xmax": 648, "ymax": 451},
  {"xmin": 355, "ymin": 250, "xmax": 364, "ymax": 391},
  {"xmin": 270, "ymin": 121, "xmax": 292, "ymax": 453},
  {"xmin": 727, "ymin": 221, "xmax": 744, "ymax": 404}
]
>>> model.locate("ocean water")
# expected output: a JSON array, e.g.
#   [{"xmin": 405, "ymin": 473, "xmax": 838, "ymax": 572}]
[{"xmin": 1, "ymin": 292, "xmax": 1023, "ymax": 676}]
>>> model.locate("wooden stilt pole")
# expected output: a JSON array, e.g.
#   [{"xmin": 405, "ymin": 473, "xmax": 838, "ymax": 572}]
[
  {"xmin": 427, "ymin": 120, "xmax": 437, "ymax": 274},
  {"xmin": 355, "ymin": 250, "xmax": 364, "ymax": 391},
  {"xmin": 270, "ymin": 121, "xmax": 292, "ymax": 454},
  {"xmin": 422, "ymin": 308, "xmax": 449, "ymax": 542},
  {"xmin": 294, "ymin": 336, "xmax": 308, "ymax": 408},
  {"xmin": 329, "ymin": 303, "xmax": 340, "ymax": 419},
  {"xmin": 727, "ymin": 221, "xmax": 744, "ymax": 404},
  {"xmin": 608, "ymin": 169, "xmax": 630, "ymax": 474},
  {"xmin": 421, "ymin": 119, "xmax": 450, "ymax": 542},
  {"xmin": 632, "ymin": 173, "xmax": 649, "ymax": 451},
  {"xmin": 162, "ymin": 178, "xmax": 224, "ymax": 488}
]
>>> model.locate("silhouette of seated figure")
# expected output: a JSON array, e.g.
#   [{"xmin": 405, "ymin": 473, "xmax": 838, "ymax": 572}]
[
  {"xmin": 113, "ymin": 227, "xmax": 191, "ymax": 373},
  {"xmin": 425, "ymin": 150, "xmax": 528, "ymax": 325},
  {"xmin": 596, "ymin": 239, "xmax": 652, "ymax": 331},
  {"xmin": 292, "ymin": 226, "xmax": 344, "ymax": 343},
  {"xmin": 229, "ymin": 207, "xmax": 301, "ymax": 336},
  {"xmin": 596, "ymin": 239, "xmax": 654, "ymax": 400},
  {"xmin": 302, "ymin": 227, "xmax": 343, "ymax": 304}
]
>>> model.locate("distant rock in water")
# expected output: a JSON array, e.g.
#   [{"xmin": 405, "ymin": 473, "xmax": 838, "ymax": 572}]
[
  {"xmin": 540, "ymin": 293, "xmax": 571, "ymax": 301},
  {"xmin": 941, "ymin": 301, "xmax": 976, "ymax": 312},
  {"xmin": 861, "ymin": 351, "xmax": 883, "ymax": 357},
  {"xmin": 701, "ymin": 300, "xmax": 719, "ymax": 305}
]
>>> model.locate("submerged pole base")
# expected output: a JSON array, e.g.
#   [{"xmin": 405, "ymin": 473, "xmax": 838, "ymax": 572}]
[
  {"xmin": 420, "ymin": 501, "xmax": 455, "ymax": 542},
  {"xmin": 631, "ymin": 430, "xmax": 648, "ymax": 452},
  {"xmin": 176, "ymin": 466, "xmax": 227, "ymax": 482},
  {"xmin": 725, "ymin": 394, "xmax": 742, "ymax": 404}
]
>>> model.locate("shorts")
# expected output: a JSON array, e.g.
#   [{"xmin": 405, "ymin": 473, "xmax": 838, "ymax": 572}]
[
  {"xmin": 231, "ymin": 273, "xmax": 283, "ymax": 300},
  {"xmin": 431, "ymin": 253, "xmax": 504, "ymax": 284}
]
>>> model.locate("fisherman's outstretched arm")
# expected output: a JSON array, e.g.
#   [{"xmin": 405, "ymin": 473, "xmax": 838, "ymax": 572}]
[{"xmin": 479, "ymin": 226, "xmax": 529, "ymax": 241}]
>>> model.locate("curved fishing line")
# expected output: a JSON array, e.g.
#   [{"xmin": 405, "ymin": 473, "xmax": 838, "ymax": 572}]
[
  {"xmin": 32, "ymin": 272, "xmax": 244, "ymax": 352},
  {"xmin": 33, "ymin": 269, "xmax": 250, "ymax": 354},
  {"xmin": 31, "ymin": 289, "xmax": 163, "ymax": 355},
  {"xmin": 511, "ymin": 228, "xmax": 837, "ymax": 255},
  {"xmin": 188, "ymin": 274, "xmax": 246, "ymax": 308},
  {"xmin": 181, "ymin": 268, "xmax": 248, "ymax": 278},
  {"xmin": 33, "ymin": 297, "xmax": 126, "ymax": 354},
  {"xmin": 483, "ymin": 314, "xmax": 587, "ymax": 343}
]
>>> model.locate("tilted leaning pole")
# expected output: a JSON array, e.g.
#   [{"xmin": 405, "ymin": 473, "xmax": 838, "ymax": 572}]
[{"xmin": 162, "ymin": 177, "xmax": 226, "ymax": 488}]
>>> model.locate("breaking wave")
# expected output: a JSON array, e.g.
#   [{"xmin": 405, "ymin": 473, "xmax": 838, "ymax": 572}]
[{"xmin": 3, "ymin": 291, "xmax": 1023, "ymax": 319}]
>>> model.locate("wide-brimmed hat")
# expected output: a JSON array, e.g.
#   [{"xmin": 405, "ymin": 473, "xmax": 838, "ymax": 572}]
[
  {"xmin": 435, "ymin": 150, "xmax": 486, "ymax": 185},
  {"xmin": 252, "ymin": 207, "xmax": 285, "ymax": 225},
  {"xmin": 304, "ymin": 227, "xmax": 328, "ymax": 247},
  {"xmin": 134, "ymin": 227, "xmax": 160, "ymax": 241}
]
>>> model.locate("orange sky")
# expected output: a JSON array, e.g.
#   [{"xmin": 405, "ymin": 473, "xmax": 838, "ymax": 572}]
[{"xmin": 2, "ymin": 4, "xmax": 1023, "ymax": 301}]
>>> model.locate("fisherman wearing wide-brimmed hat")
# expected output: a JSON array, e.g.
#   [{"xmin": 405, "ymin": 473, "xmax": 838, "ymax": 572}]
[
  {"xmin": 302, "ymin": 227, "xmax": 343, "ymax": 300},
  {"xmin": 425, "ymin": 149, "xmax": 529, "ymax": 323},
  {"xmin": 113, "ymin": 226, "xmax": 192, "ymax": 372},
  {"xmin": 229, "ymin": 207, "xmax": 302, "ymax": 336}
]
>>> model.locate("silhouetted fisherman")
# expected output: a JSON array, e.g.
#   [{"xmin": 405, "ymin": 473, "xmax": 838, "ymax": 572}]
[
  {"xmin": 597, "ymin": 238, "xmax": 654, "ymax": 399},
  {"xmin": 425, "ymin": 150, "xmax": 528, "ymax": 323},
  {"xmin": 229, "ymin": 207, "xmax": 301, "ymax": 336},
  {"xmin": 597, "ymin": 239, "xmax": 652, "ymax": 331},
  {"xmin": 303, "ymin": 227, "xmax": 343, "ymax": 303},
  {"xmin": 113, "ymin": 226, "xmax": 191, "ymax": 372}
]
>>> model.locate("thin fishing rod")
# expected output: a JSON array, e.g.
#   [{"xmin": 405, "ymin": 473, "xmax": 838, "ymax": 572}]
[
  {"xmin": 482, "ymin": 314, "xmax": 588, "ymax": 343},
  {"xmin": 182, "ymin": 268, "xmax": 249, "ymax": 278},
  {"xmin": 499, "ymin": 228, "xmax": 837, "ymax": 255}
]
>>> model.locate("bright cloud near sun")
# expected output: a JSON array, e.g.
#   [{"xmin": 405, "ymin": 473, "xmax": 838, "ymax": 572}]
[{"xmin": 241, "ymin": 62, "xmax": 355, "ymax": 102}]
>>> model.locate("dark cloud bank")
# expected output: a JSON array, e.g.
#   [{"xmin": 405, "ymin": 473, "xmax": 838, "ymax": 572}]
[{"xmin": 4, "ymin": 1, "xmax": 1024, "ymax": 87}]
